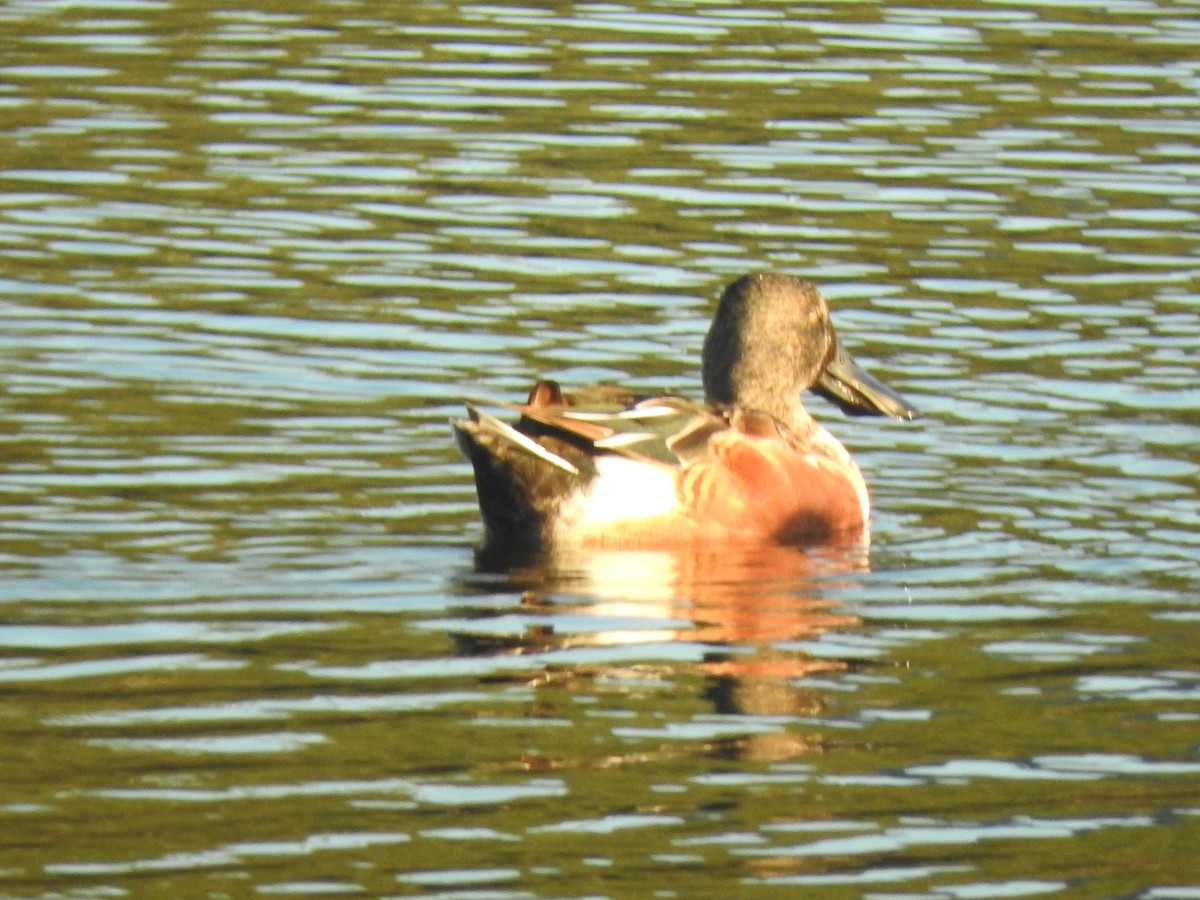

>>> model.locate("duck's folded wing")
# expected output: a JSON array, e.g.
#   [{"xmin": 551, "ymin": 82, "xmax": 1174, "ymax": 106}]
[{"xmin": 517, "ymin": 395, "xmax": 728, "ymax": 467}]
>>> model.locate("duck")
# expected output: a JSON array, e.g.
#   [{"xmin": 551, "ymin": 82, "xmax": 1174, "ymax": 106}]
[{"xmin": 453, "ymin": 272, "xmax": 919, "ymax": 553}]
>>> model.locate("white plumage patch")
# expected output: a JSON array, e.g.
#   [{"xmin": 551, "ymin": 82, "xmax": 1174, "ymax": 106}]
[
  {"xmin": 593, "ymin": 431, "xmax": 655, "ymax": 450},
  {"xmin": 569, "ymin": 456, "xmax": 678, "ymax": 527}
]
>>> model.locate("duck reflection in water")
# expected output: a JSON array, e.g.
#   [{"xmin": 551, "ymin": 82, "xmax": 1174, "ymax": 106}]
[{"xmin": 454, "ymin": 538, "xmax": 869, "ymax": 763}]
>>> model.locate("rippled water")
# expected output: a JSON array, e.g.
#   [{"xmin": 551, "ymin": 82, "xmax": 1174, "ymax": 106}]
[{"xmin": 2, "ymin": 1, "xmax": 1198, "ymax": 897}]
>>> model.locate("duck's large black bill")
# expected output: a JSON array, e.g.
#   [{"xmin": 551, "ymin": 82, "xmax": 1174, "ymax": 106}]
[{"xmin": 813, "ymin": 343, "xmax": 920, "ymax": 420}]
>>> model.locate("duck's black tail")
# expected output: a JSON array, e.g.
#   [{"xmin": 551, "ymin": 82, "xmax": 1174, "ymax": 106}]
[{"xmin": 452, "ymin": 406, "xmax": 585, "ymax": 552}]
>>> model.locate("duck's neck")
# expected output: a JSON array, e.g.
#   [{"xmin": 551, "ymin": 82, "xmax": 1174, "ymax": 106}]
[
  {"xmin": 706, "ymin": 349, "xmax": 814, "ymax": 434},
  {"xmin": 774, "ymin": 395, "xmax": 821, "ymax": 440},
  {"xmin": 716, "ymin": 378, "xmax": 821, "ymax": 443}
]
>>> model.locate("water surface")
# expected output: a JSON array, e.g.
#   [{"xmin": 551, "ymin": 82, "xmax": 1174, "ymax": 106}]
[{"xmin": 1, "ymin": 1, "xmax": 1198, "ymax": 898}]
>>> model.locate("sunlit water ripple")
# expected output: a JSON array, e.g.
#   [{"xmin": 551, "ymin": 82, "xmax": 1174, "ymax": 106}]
[{"xmin": 1, "ymin": 1, "xmax": 1198, "ymax": 897}]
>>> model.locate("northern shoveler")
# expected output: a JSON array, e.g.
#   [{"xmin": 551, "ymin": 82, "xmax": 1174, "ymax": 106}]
[{"xmin": 453, "ymin": 272, "xmax": 919, "ymax": 552}]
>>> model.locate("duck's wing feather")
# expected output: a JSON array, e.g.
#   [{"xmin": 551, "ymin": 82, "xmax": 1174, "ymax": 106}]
[
  {"xmin": 461, "ymin": 405, "xmax": 580, "ymax": 475},
  {"xmin": 516, "ymin": 391, "xmax": 728, "ymax": 468}
]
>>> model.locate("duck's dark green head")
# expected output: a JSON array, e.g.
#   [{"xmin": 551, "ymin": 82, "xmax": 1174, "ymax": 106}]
[{"xmin": 702, "ymin": 272, "xmax": 919, "ymax": 423}]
